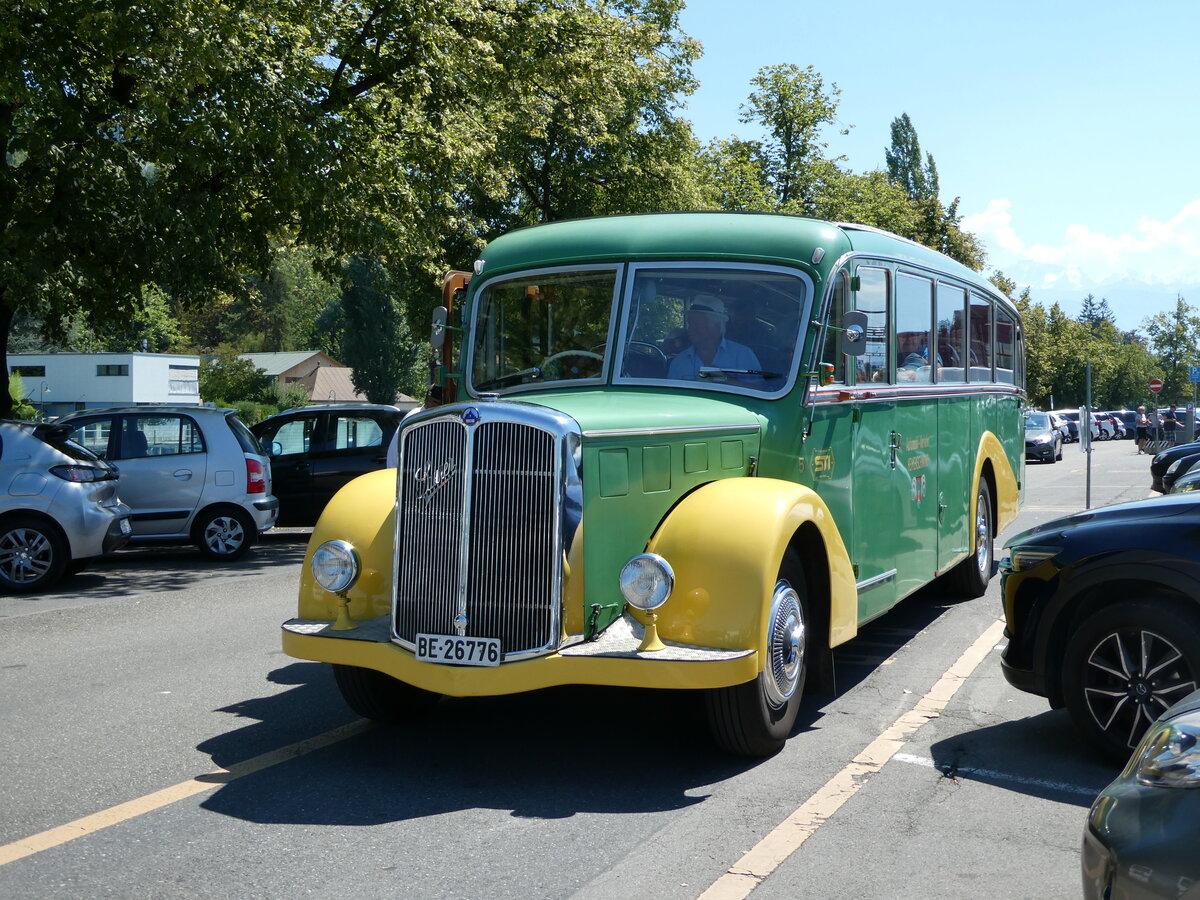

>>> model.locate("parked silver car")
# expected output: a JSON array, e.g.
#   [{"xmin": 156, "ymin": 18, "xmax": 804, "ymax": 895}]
[
  {"xmin": 0, "ymin": 421, "xmax": 132, "ymax": 592},
  {"xmin": 57, "ymin": 406, "xmax": 278, "ymax": 560}
]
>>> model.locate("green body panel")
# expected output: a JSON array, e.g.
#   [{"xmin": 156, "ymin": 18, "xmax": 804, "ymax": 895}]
[{"xmin": 507, "ymin": 390, "xmax": 764, "ymax": 634}]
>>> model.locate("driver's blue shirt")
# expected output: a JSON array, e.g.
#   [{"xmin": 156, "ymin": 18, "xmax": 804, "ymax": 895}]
[{"xmin": 668, "ymin": 339, "xmax": 762, "ymax": 382}]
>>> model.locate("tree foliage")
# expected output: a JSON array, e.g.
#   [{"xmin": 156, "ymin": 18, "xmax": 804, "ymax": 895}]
[
  {"xmin": 885, "ymin": 113, "xmax": 938, "ymax": 202},
  {"xmin": 1143, "ymin": 297, "xmax": 1200, "ymax": 404},
  {"xmin": 338, "ymin": 257, "xmax": 425, "ymax": 404}
]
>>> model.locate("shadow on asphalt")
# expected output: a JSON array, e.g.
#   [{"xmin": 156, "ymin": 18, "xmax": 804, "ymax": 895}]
[
  {"xmin": 927, "ymin": 710, "xmax": 1119, "ymax": 807},
  {"xmin": 193, "ymin": 583, "xmax": 974, "ymax": 827},
  {"xmin": 199, "ymin": 660, "xmax": 756, "ymax": 824},
  {"xmin": 1, "ymin": 529, "xmax": 313, "ymax": 604}
]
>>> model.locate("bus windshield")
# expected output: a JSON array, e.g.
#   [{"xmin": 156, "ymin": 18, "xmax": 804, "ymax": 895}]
[{"xmin": 468, "ymin": 264, "xmax": 807, "ymax": 395}]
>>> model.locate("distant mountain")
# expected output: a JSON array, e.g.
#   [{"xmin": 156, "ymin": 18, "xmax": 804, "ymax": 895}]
[{"xmin": 997, "ymin": 261, "xmax": 1200, "ymax": 334}]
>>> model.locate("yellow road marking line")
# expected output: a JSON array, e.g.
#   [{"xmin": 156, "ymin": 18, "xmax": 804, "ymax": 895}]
[
  {"xmin": 699, "ymin": 618, "xmax": 1006, "ymax": 900},
  {"xmin": 0, "ymin": 719, "xmax": 374, "ymax": 867}
]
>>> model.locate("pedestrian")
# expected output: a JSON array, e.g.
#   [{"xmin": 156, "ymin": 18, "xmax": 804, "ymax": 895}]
[
  {"xmin": 1135, "ymin": 405, "xmax": 1151, "ymax": 454},
  {"xmin": 1162, "ymin": 404, "xmax": 1180, "ymax": 445}
]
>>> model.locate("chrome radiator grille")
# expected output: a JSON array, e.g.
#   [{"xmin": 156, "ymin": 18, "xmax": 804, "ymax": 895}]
[{"xmin": 394, "ymin": 413, "xmax": 562, "ymax": 659}]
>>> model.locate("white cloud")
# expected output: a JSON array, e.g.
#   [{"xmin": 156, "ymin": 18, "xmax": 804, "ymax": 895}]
[{"xmin": 962, "ymin": 197, "xmax": 1200, "ymax": 289}]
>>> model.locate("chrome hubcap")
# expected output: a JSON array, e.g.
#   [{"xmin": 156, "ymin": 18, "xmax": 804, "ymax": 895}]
[
  {"xmin": 973, "ymin": 494, "xmax": 991, "ymax": 573},
  {"xmin": 764, "ymin": 580, "xmax": 805, "ymax": 707},
  {"xmin": 1084, "ymin": 627, "xmax": 1197, "ymax": 749}
]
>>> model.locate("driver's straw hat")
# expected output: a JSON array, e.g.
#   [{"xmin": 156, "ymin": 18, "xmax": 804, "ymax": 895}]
[{"xmin": 689, "ymin": 294, "xmax": 728, "ymax": 323}]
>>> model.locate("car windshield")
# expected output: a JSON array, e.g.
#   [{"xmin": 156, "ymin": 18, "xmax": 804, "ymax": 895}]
[
  {"xmin": 468, "ymin": 265, "xmax": 807, "ymax": 396},
  {"xmin": 1025, "ymin": 413, "xmax": 1050, "ymax": 429}
]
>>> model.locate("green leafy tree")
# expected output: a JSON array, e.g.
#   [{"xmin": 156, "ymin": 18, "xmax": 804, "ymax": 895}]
[
  {"xmin": 7, "ymin": 373, "xmax": 37, "ymax": 420},
  {"xmin": 198, "ymin": 349, "xmax": 271, "ymax": 405},
  {"xmin": 1143, "ymin": 296, "xmax": 1200, "ymax": 404},
  {"xmin": 885, "ymin": 113, "xmax": 938, "ymax": 202},
  {"xmin": 339, "ymin": 257, "xmax": 424, "ymax": 404}
]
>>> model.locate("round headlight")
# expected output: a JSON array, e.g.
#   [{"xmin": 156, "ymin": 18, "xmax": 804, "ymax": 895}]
[
  {"xmin": 311, "ymin": 540, "xmax": 360, "ymax": 594},
  {"xmin": 619, "ymin": 553, "xmax": 674, "ymax": 610}
]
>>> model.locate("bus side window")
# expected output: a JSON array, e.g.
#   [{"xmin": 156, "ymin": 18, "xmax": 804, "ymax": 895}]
[
  {"xmin": 995, "ymin": 307, "xmax": 1017, "ymax": 384},
  {"xmin": 854, "ymin": 266, "xmax": 890, "ymax": 384},
  {"xmin": 820, "ymin": 270, "xmax": 850, "ymax": 384},
  {"xmin": 896, "ymin": 273, "xmax": 934, "ymax": 383},
  {"xmin": 969, "ymin": 293, "xmax": 993, "ymax": 382},
  {"xmin": 936, "ymin": 282, "xmax": 967, "ymax": 384}
]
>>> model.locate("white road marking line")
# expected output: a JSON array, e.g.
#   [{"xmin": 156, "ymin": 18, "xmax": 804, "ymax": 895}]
[
  {"xmin": 698, "ymin": 618, "xmax": 1006, "ymax": 900},
  {"xmin": 0, "ymin": 720, "xmax": 375, "ymax": 867},
  {"xmin": 892, "ymin": 752, "xmax": 1100, "ymax": 799}
]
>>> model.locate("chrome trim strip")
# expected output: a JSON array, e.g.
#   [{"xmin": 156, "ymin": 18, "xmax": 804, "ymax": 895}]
[
  {"xmin": 583, "ymin": 423, "xmax": 759, "ymax": 439},
  {"xmin": 856, "ymin": 569, "xmax": 897, "ymax": 592}
]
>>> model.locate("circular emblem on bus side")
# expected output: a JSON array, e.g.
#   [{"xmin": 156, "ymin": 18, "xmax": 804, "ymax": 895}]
[{"xmin": 461, "ymin": 407, "xmax": 481, "ymax": 426}]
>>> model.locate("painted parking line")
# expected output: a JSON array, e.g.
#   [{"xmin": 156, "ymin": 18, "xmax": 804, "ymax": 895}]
[
  {"xmin": 699, "ymin": 618, "xmax": 1006, "ymax": 900},
  {"xmin": 892, "ymin": 752, "xmax": 1099, "ymax": 799},
  {"xmin": 0, "ymin": 719, "xmax": 375, "ymax": 867}
]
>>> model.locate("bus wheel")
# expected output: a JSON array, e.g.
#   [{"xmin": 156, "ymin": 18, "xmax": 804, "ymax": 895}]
[
  {"xmin": 946, "ymin": 479, "xmax": 994, "ymax": 599},
  {"xmin": 332, "ymin": 664, "xmax": 441, "ymax": 722},
  {"xmin": 705, "ymin": 552, "xmax": 807, "ymax": 756}
]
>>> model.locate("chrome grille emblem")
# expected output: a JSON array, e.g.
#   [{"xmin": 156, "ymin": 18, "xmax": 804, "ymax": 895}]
[
  {"xmin": 413, "ymin": 460, "xmax": 457, "ymax": 505},
  {"xmin": 461, "ymin": 407, "xmax": 481, "ymax": 425}
]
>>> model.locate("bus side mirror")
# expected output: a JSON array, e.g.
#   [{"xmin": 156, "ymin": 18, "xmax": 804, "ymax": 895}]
[
  {"xmin": 840, "ymin": 311, "xmax": 868, "ymax": 357},
  {"xmin": 431, "ymin": 305, "xmax": 449, "ymax": 349}
]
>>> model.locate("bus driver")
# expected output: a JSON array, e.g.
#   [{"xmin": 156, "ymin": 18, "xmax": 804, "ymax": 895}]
[{"xmin": 667, "ymin": 296, "xmax": 762, "ymax": 385}]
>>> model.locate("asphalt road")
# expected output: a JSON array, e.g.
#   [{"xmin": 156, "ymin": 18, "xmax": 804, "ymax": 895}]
[{"xmin": 0, "ymin": 437, "xmax": 1158, "ymax": 899}]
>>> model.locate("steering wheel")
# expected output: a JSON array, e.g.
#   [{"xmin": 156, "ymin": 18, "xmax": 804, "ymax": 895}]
[
  {"xmin": 541, "ymin": 350, "xmax": 603, "ymax": 378},
  {"xmin": 626, "ymin": 341, "xmax": 669, "ymax": 364}
]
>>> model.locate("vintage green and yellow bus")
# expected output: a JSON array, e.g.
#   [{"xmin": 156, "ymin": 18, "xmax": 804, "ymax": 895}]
[{"xmin": 283, "ymin": 212, "xmax": 1024, "ymax": 756}]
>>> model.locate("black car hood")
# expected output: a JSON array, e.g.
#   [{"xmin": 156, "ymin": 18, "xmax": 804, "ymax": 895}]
[{"xmin": 1006, "ymin": 493, "xmax": 1200, "ymax": 546}]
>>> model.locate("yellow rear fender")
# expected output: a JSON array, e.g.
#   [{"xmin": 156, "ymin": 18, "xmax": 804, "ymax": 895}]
[
  {"xmin": 297, "ymin": 468, "xmax": 397, "ymax": 621},
  {"xmin": 975, "ymin": 432, "xmax": 1019, "ymax": 533},
  {"xmin": 643, "ymin": 478, "xmax": 857, "ymax": 658}
]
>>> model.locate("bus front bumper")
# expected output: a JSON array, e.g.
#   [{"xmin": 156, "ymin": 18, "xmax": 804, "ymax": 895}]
[{"xmin": 282, "ymin": 615, "xmax": 760, "ymax": 695}]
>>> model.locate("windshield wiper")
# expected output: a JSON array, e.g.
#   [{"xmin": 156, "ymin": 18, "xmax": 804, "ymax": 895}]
[
  {"xmin": 698, "ymin": 366, "xmax": 783, "ymax": 379},
  {"xmin": 474, "ymin": 367, "xmax": 542, "ymax": 390}
]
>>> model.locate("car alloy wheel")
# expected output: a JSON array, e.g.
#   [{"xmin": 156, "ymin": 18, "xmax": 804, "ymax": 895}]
[
  {"xmin": 1064, "ymin": 600, "xmax": 1200, "ymax": 761},
  {"xmin": 0, "ymin": 517, "xmax": 67, "ymax": 592},
  {"xmin": 194, "ymin": 508, "xmax": 255, "ymax": 561}
]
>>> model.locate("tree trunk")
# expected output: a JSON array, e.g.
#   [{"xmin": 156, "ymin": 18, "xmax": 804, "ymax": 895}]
[{"xmin": 0, "ymin": 299, "xmax": 13, "ymax": 419}]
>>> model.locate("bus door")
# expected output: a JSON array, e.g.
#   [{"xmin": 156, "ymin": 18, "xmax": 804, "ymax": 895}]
[{"xmin": 846, "ymin": 264, "xmax": 905, "ymax": 621}]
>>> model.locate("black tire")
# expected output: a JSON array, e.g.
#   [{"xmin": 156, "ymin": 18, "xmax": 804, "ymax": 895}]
[
  {"xmin": 1055, "ymin": 438, "xmax": 1063, "ymax": 462},
  {"xmin": 1062, "ymin": 599, "xmax": 1200, "ymax": 763},
  {"xmin": 0, "ymin": 515, "xmax": 68, "ymax": 593},
  {"xmin": 705, "ymin": 551, "xmax": 807, "ymax": 757},
  {"xmin": 332, "ymin": 664, "xmax": 441, "ymax": 722},
  {"xmin": 194, "ymin": 507, "xmax": 255, "ymax": 560},
  {"xmin": 945, "ymin": 478, "xmax": 994, "ymax": 598}
]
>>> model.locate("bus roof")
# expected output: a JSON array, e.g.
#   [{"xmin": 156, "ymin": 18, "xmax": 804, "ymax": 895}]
[{"xmin": 474, "ymin": 212, "xmax": 1010, "ymax": 307}]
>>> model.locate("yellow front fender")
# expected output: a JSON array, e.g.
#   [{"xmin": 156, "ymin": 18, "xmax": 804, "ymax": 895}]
[
  {"xmin": 296, "ymin": 468, "xmax": 397, "ymax": 621},
  {"xmin": 644, "ymin": 478, "xmax": 857, "ymax": 657}
]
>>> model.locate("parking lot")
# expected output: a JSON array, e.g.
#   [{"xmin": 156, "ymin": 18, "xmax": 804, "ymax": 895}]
[{"xmin": 0, "ymin": 439, "xmax": 1159, "ymax": 899}]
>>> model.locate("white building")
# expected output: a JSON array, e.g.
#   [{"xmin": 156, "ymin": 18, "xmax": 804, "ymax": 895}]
[{"xmin": 8, "ymin": 352, "xmax": 201, "ymax": 418}]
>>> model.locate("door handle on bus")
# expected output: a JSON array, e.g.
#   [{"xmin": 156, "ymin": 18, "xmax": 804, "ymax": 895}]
[{"xmin": 888, "ymin": 431, "xmax": 901, "ymax": 469}]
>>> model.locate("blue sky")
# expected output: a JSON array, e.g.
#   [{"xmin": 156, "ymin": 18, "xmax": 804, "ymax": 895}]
[{"xmin": 676, "ymin": 0, "xmax": 1200, "ymax": 333}]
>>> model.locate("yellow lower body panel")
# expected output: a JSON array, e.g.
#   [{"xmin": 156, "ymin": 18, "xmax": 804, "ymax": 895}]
[{"xmin": 282, "ymin": 616, "xmax": 760, "ymax": 696}]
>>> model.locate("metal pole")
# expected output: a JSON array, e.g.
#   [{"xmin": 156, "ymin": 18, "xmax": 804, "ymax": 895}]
[{"xmin": 1085, "ymin": 362, "xmax": 1093, "ymax": 509}]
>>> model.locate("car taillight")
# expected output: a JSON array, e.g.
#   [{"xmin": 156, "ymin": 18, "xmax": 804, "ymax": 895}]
[
  {"xmin": 246, "ymin": 457, "xmax": 266, "ymax": 494},
  {"xmin": 50, "ymin": 465, "xmax": 116, "ymax": 483}
]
